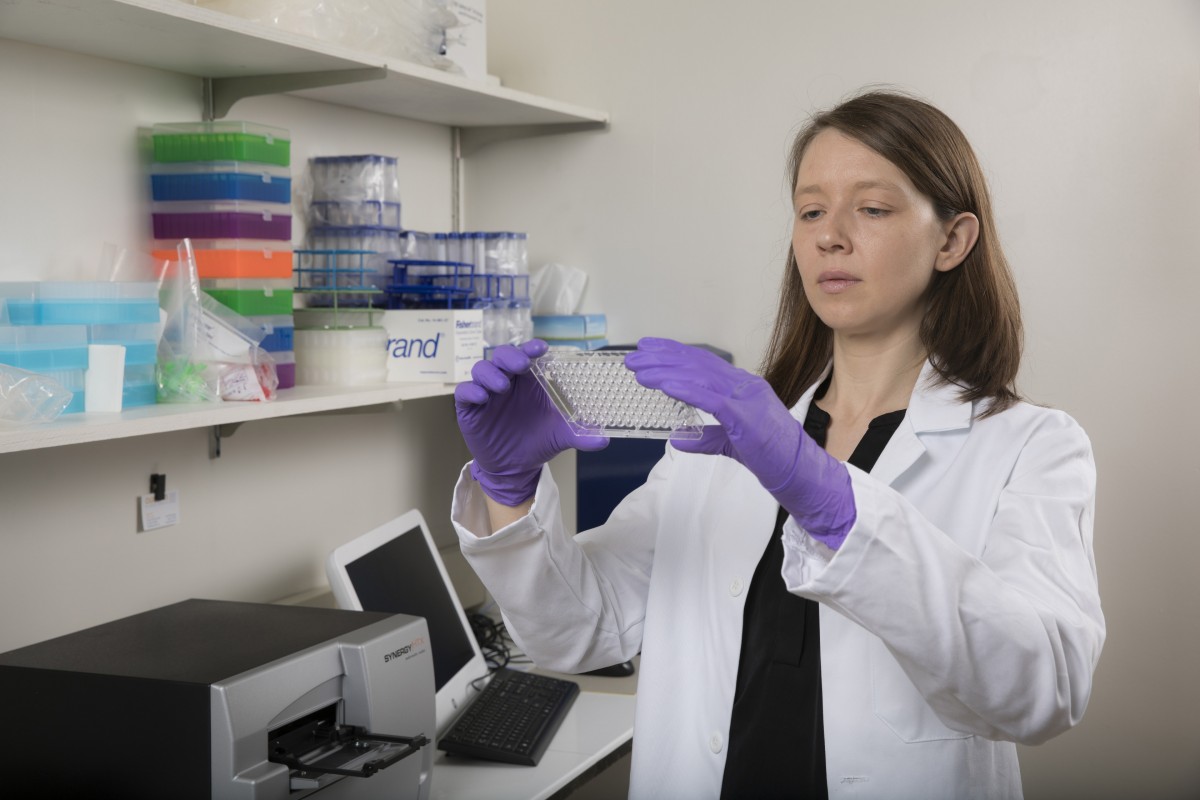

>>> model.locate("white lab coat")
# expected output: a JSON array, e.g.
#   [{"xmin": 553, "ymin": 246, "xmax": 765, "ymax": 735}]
[{"xmin": 451, "ymin": 361, "xmax": 1104, "ymax": 799}]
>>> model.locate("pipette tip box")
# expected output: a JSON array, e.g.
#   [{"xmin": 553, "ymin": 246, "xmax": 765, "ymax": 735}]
[
  {"xmin": 153, "ymin": 239, "xmax": 293, "ymax": 280},
  {"xmin": 150, "ymin": 161, "xmax": 292, "ymax": 203},
  {"xmin": 151, "ymin": 121, "xmax": 291, "ymax": 166},
  {"xmin": 152, "ymin": 201, "xmax": 292, "ymax": 241}
]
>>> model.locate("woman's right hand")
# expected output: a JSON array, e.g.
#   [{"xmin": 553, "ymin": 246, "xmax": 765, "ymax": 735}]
[{"xmin": 455, "ymin": 339, "xmax": 609, "ymax": 507}]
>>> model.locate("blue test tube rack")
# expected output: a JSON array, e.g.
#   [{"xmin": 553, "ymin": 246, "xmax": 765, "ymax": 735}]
[{"xmin": 293, "ymin": 249, "xmax": 385, "ymax": 308}]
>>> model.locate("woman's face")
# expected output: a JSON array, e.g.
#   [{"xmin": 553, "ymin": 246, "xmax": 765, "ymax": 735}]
[{"xmin": 792, "ymin": 129, "xmax": 958, "ymax": 343}]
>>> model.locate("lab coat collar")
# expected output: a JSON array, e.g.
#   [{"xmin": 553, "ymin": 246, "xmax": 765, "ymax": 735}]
[
  {"xmin": 907, "ymin": 360, "xmax": 975, "ymax": 433},
  {"xmin": 790, "ymin": 359, "xmax": 974, "ymax": 486}
]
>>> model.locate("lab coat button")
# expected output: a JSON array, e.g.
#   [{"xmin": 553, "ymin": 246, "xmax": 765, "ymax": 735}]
[
  {"xmin": 709, "ymin": 732, "xmax": 723, "ymax": 753},
  {"xmin": 729, "ymin": 578, "xmax": 744, "ymax": 596}
]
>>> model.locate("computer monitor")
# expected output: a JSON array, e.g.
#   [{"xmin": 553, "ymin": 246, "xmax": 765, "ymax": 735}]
[{"xmin": 325, "ymin": 509, "xmax": 489, "ymax": 736}]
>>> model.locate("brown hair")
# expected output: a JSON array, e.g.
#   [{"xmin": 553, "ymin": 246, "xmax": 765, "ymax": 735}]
[{"xmin": 761, "ymin": 89, "xmax": 1023, "ymax": 416}]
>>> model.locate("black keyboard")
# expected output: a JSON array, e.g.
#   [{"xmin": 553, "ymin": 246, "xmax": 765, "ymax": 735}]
[{"xmin": 438, "ymin": 668, "xmax": 581, "ymax": 766}]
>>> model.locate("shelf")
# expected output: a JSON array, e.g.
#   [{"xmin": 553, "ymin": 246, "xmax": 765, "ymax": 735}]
[
  {"xmin": 0, "ymin": 382, "xmax": 455, "ymax": 454},
  {"xmin": 0, "ymin": 0, "xmax": 610, "ymax": 130},
  {"xmin": 0, "ymin": 1, "xmax": 607, "ymax": 454}
]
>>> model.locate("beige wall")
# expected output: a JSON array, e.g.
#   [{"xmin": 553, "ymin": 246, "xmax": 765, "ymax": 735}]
[
  {"xmin": 2, "ymin": 1, "xmax": 1199, "ymax": 797},
  {"xmin": 0, "ymin": 40, "xmax": 472, "ymax": 643},
  {"xmin": 468, "ymin": 1, "xmax": 1200, "ymax": 798}
]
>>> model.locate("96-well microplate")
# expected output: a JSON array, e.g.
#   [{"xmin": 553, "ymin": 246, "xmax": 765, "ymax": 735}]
[{"xmin": 530, "ymin": 350, "xmax": 704, "ymax": 440}]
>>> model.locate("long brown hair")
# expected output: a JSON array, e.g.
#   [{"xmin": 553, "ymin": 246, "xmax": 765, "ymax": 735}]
[{"xmin": 761, "ymin": 89, "xmax": 1023, "ymax": 416}]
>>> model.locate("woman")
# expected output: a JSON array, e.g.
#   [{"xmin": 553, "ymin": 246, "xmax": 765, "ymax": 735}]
[{"xmin": 450, "ymin": 89, "xmax": 1104, "ymax": 799}]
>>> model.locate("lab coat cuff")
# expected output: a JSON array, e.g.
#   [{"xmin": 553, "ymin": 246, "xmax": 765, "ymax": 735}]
[
  {"xmin": 780, "ymin": 465, "xmax": 873, "ymax": 596},
  {"xmin": 451, "ymin": 461, "xmax": 556, "ymax": 546},
  {"xmin": 780, "ymin": 514, "xmax": 837, "ymax": 579}
]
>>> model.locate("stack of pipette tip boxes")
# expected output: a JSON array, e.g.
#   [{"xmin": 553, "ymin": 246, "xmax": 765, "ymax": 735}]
[
  {"xmin": 387, "ymin": 230, "xmax": 533, "ymax": 349},
  {"xmin": 0, "ymin": 280, "xmax": 162, "ymax": 415},
  {"xmin": 292, "ymin": 155, "xmax": 404, "ymax": 385},
  {"xmin": 149, "ymin": 120, "xmax": 296, "ymax": 389}
]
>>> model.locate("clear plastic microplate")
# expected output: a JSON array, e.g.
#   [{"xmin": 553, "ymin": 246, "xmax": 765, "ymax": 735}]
[{"xmin": 531, "ymin": 350, "xmax": 704, "ymax": 440}]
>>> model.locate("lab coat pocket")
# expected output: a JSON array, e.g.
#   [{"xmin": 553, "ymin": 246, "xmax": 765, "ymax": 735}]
[{"xmin": 871, "ymin": 641, "xmax": 972, "ymax": 743}]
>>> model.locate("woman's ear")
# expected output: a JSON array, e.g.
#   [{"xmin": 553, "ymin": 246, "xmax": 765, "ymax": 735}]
[{"xmin": 935, "ymin": 212, "xmax": 980, "ymax": 273}]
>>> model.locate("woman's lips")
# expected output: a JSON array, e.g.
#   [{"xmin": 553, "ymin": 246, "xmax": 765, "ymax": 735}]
[{"xmin": 817, "ymin": 271, "xmax": 860, "ymax": 294}]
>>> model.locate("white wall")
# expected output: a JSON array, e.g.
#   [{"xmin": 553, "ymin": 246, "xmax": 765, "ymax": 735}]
[
  {"xmin": 3, "ymin": 2, "xmax": 1200, "ymax": 797},
  {"xmin": 471, "ymin": 1, "xmax": 1200, "ymax": 798},
  {"xmin": 0, "ymin": 39, "xmax": 472, "ymax": 645}
]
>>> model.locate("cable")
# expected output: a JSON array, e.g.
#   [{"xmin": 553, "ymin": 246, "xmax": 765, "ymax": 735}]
[
  {"xmin": 468, "ymin": 612, "xmax": 511, "ymax": 671},
  {"xmin": 498, "ymin": 620, "xmax": 533, "ymax": 668}
]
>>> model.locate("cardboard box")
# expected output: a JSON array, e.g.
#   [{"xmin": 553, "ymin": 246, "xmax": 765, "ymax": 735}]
[{"xmin": 382, "ymin": 308, "xmax": 483, "ymax": 382}]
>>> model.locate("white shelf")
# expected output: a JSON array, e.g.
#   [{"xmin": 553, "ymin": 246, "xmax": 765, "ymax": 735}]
[
  {"xmin": 0, "ymin": 0, "xmax": 608, "ymax": 454},
  {"xmin": 0, "ymin": 382, "xmax": 455, "ymax": 454},
  {"xmin": 0, "ymin": 0, "xmax": 610, "ymax": 129}
]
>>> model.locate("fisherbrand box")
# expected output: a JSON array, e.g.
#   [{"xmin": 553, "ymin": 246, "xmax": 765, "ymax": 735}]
[{"xmin": 381, "ymin": 308, "xmax": 483, "ymax": 382}]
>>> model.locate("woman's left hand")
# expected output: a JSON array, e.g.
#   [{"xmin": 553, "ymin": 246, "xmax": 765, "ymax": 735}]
[{"xmin": 625, "ymin": 337, "xmax": 857, "ymax": 548}]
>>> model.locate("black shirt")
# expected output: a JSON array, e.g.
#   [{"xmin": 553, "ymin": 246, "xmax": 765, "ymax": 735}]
[{"xmin": 719, "ymin": 398, "xmax": 906, "ymax": 799}]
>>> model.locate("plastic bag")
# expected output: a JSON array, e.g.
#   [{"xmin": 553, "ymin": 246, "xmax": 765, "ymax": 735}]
[
  {"xmin": 215, "ymin": 356, "xmax": 279, "ymax": 402},
  {"xmin": 157, "ymin": 240, "xmax": 278, "ymax": 403},
  {"xmin": 194, "ymin": 0, "xmax": 460, "ymax": 71},
  {"xmin": 98, "ymin": 241, "xmax": 166, "ymax": 283},
  {"xmin": 157, "ymin": 240, "xmax": 220, "ymax": 403},
  {"xmin": 191, "ymin": 292, "xmax": 279, "ymax": 402},
  {"xmin": 0, "ymin": 365, "xmax": 73, "ymax": 424},
  {"xmin": 531, "ymin": 262, "xmax": 587, "ymax": 315}
]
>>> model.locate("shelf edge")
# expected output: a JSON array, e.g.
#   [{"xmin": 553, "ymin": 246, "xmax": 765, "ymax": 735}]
[{"xmin": 0, "ymin": 383, "xmax": 455, "ymax": 455}]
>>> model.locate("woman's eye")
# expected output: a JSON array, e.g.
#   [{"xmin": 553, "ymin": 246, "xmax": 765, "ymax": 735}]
[
  {"xmin": 798, "ymin": 209, "xmax": 823, "ymax": 221},
  {"xmin": 862, "ymin": 206, "xmax": 891, "ymax": 218}
]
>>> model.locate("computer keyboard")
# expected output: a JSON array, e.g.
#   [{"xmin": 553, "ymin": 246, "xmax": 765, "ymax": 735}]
[{"xmin": 438, "ymin": 668, "xmax": 581, "ymax": 766}]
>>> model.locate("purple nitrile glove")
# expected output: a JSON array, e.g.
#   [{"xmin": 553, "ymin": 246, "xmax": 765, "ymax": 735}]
[
  {"xmin": 625, "ymin": 337, "xmax": 856, "ymax": 549},
  {"xmin": 455, "ymin": 339, "xmax": 609, "ymax": 507}
]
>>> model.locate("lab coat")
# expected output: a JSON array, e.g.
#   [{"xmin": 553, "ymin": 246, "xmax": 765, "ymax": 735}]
[{"xmin": 451, "ymin": 361, "xmax": 1104, "ymax": 799}]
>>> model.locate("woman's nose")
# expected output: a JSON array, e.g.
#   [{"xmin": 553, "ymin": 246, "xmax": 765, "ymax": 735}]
[{"xmin": 817, "ymin": 216, "xmax": 849, "ymax": 253}]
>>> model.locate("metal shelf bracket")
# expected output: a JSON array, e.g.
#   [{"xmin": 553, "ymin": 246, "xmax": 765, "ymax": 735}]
[
  {"xmin": 458, "ymin": 120, "xmax": 609, "ymax": 157},
  {"xmin": 203, "ymin": 66, "xmax": 389, "ymax": 120},
  {"xmin": 210, "ymin": 422, "xmax": 245, "ymax": 459},
  {"xmin": 207, "ymin": 400, "xmax": 404, "ymax": 458}
]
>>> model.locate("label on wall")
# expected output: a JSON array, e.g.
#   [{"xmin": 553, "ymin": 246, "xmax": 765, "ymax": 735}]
[{"xmin": 140, "ymin": 490, "xmax": 181, "ymax": 532}]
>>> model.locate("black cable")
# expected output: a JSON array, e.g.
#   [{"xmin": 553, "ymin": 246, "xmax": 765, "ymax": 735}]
[
  {"xmin": 497, "ymin": 620, "xmax": 532, "ymax": 666},
  {"xmin": 468, "ymin": 612, "xmax": 511, "ymax": 671}
]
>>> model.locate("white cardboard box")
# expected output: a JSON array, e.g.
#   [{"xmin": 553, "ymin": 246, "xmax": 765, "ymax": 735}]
[{"xmin": 382, "ymin": 308, "xmax": 483, "ymax": 382}]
